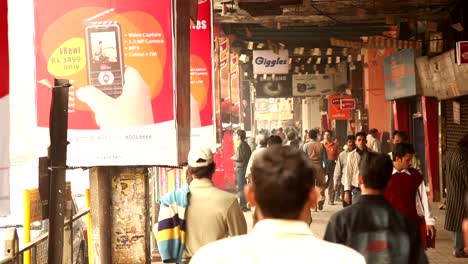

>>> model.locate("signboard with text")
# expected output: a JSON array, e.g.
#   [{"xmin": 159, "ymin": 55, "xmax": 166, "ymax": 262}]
[
  {"xmin": 328, "ymin": 94, "xmax": 351, "ymax": 120},
  {"xmin": 252, "ymin": 50, "xmax": 289, "ymax": 74},
  {"xmin": 34, "ymin": 0, "xmax": 179, "ymax": 166},
  {"xmin": 340, "ymin": 98, "xmax": 356, "ymax": 109}
]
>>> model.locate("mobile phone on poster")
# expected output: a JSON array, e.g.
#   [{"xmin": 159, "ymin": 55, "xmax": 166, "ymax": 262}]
[{"xmin": 85, "ymin": 23, "xmax": 124, "ymax": 98}]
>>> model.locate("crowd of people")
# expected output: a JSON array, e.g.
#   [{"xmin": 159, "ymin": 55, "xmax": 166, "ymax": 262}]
[{"xmin": 156, "ymin": 127, "xmax": 468, "ymax": 263}]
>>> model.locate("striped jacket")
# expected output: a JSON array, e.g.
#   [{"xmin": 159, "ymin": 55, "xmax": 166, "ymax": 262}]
[
  {"xmin": 157, "ymin": 186, "xmax": 190, "ymax": 263},
  {"xmin": 444, "ymin": 146, "xmax": 468, "ymax": 232}
]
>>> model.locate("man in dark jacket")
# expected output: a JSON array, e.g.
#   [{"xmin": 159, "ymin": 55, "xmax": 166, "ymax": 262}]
[
  {"xmin": 324, "ymin": 152, "xmax": 427, "ymax": 264},
  {"xmin": 232, "ymin": 129, "xmax": 252, "ymax": 211},
  {"xmin": 445, "ymin": 133, "xmax": 468, "ymax": 258}
]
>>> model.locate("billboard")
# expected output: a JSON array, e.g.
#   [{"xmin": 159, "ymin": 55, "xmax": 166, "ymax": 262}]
[
  {"xmin": 255, "ymin": 75, "xmax": 292, "ymax": 98},
  {"xmin": 292, "ymin": 74, "xmax": 333, "ymax": 97},
  {"xmin": 190, "ymin": 0, "xmax": 214, "ymax": 150},
  {"xmin": 252, "ymin": 50, "xmax": 289, "ymax": 74},
  {"xmin": 383, "ymin": 49, "xmax": 417, "ymax": 100},
  {"xmin": 34, "ymin": 0, "xmax": 179, "ymax": 166}
]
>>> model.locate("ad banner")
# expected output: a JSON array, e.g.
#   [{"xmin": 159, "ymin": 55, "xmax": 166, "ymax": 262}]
[
  {"xmin": 253, "ymin": 50, "xmax": 289, "ymax": 74},
  {"xmin": 34, "ymin": 0, "xmax": 177, "ymax": 166},
  {"xmin": 255, "ymin": 75, "xmax": 292, "ymax": 98},
  {"xmin": 292, "ymin": 74, "xmax": 333, "ymax": 97},
  {"xmin": 383, "ymin": 49, "xmax": 417, "ymax": 100},
  {"xmin": 190, "ymin": 0, "xmax": 214, "ymax": 150}
]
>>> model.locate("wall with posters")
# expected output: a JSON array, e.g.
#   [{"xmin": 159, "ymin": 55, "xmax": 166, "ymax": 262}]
[
  {"xmin": 416, "ymin": 50, "xmax": 468, "ymax": 100},
  {"xmin": 0, "ymin": 0, "xmax": 9, "ymax": 215},
  {"xmin": 190, "ymin": 0, "xmax": 214, "ymax": 150},
  {"xmin": 33, "ymin": 0, "xmax": 183, "ymax": 166}
]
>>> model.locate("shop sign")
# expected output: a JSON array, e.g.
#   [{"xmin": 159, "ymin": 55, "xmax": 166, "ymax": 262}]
[
  {"xmin": 328, "ymin": 94, "xmax": 351, "ymax": 120},
  {"xmin": 340, "ymin": 98, "xmax": 356, "ymax": 109},
  {"xmin": 252, "ymin": 50, "xmax": 289, "ymax": 74}
]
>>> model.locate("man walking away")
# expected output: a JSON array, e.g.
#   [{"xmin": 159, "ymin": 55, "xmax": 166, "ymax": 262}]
[
  {"xmin": 445, "ymin": 133, "xmax": 468, "ymax": 258},
  {"xmin": 324, "ymin": 152, "xmax": 428, "ymax": 264},
  {"xmin": 303, "ymin": 129, "xmax": 328, "ymax": 210},
  {"xmin": 158, "ymin": 147, "xmax": 247, "ymax": 263},
  {"xmin": 232, "ymin": 129, "xmax": 252, "ymax": 211},
  {"xmin": 191, "ymin": 146, "xmax": 365, "ymax": 264},
  {"xmin": 334, "ymin": 135, "xmax": 356, "ymax": 205}
]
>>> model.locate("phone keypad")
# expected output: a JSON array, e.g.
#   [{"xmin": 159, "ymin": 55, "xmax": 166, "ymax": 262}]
[{"xmin": 90, "ymin": 70, "xmax": 123, "ymax": 98}]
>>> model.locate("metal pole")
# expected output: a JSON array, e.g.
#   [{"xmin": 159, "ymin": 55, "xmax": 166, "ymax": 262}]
[{"xmin": 47, "ymin": 79, "xmax": 70, "ymax": 264}]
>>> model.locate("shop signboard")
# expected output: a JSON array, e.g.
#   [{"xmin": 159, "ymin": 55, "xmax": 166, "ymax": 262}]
[
  {"xmin": 190, "ymin": 0, "xmax": 214, "ymax": 150},
  {"xmin": 252, "ymin": 50, "xmax": 289, "ymax": 74},
  {"xmin": 292, "ymin": 74, "xmax": 333, "ymax": 97},
  {"xmin": 383, "ymin": 49, "xmax": 417, "ymax": 100},
  {"xmin": 340, "ymin": 98, "xmax": 356, "ymax": 110},
  {"xmin": 34, "ymin": 0, "xmax": 183, "ymax": 166},
  {"xmin": 328, "ymin": 94, "xmax": 351, "ymax": 120}
]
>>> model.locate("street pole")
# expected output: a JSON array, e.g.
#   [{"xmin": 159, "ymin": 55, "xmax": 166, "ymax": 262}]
[{"xmin": 47, "ymin": 79, "xmax": 70, "ymax": 264}]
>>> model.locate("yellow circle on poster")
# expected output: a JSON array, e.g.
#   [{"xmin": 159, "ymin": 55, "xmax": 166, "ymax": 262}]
[{"xmin": 47, "ymin": 38, "xmax": 86, "ymax": 77}]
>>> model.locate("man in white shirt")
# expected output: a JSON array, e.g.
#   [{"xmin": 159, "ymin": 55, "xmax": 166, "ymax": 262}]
[
  {"xmin": 367, "ymin": 128, "xmax": 381, "ymax": 152},
  {"xmin": 343, "ymin": 132, "xmax": 370, "ymax": 205},
  {"xmin": 190, "ymin": 146, "xmax": 365, "ymax": 264}
]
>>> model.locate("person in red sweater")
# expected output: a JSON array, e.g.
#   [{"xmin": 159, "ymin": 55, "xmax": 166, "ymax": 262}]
[{"xmin": 385, "ymin": 142, "xmax": 436, "ymax": 249}]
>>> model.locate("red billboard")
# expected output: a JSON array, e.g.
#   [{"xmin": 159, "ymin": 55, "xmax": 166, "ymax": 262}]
[
  {"xmin": 328, "ymin": 94, "xmax": 351, "ymax": 120},
  {"xmin": 190, "ymin": 0, "xmax": 214, "ymax": 149}
]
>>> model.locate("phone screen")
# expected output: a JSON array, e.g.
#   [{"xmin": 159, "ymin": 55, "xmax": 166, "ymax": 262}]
[{"xmin": 85, "ymin": 24, "xmax": 124, "ymax": 98}]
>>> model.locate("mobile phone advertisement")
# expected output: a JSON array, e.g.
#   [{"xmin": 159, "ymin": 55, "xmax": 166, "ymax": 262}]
[
  {"xmin": 190, "ymin": 0, "xmax": 215, "ymax": 150},
  {"xmin": 33, "ymin": 0, "xmax": 203, "ymax": 166}
]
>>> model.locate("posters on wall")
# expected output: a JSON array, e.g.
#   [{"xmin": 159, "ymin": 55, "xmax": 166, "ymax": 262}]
[
  {"xmin": 190, "ymin": 0, "xmax": 214, "ymax": 150},
  {"xmin": 383, "ymin": 49, "xmax": 417, "ymax": 100},
  {"xmin": 292, "ymin": 74, "xmax": 333, "ymax": 97},
  {"xmin": 255, "ymin": 75, "xmax": 292, "ymax": 98},
  {"xmin": 416, "ymin": 50, "xmax": 468, "ymax": 100},
  {"xmin": 34, "ymin": 0, "xmax": 180, "ymax": 166},
  {"xmin": 252, "ymin": 50, "xmax": 289, "ymax": 74}
]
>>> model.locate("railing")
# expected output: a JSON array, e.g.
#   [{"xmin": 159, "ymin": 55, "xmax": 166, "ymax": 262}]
[{"xmin": 0, "ymin": 208, "xmax": 90, "ymax": 264}]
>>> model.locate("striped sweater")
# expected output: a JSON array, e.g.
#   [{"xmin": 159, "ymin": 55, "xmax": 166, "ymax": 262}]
[{"xmin": 157, "ymin": 186, "xmax": 190, "ymax": 263}]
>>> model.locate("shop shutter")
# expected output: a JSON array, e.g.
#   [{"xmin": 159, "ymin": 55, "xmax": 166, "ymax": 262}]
[{"xmin": 443, "ymin": 95, "xmax": 468, "ymax": 150}]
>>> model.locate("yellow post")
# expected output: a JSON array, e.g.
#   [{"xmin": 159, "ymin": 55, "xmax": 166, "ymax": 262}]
[
  {"xmin": 23, "ymin": 189, "xmax": 31, "ymax": 264},
  {"xmin": 85, "ymin": 188, "xmax": 93, "ymax": 264}
]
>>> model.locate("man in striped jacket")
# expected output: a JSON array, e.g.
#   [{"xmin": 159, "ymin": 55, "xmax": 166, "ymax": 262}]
[{"xmin": 445, "ymin": 133, "xmax": 468, "ymax": 258}]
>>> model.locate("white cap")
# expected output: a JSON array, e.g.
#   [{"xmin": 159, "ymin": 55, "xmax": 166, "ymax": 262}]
[{"xmin": 188, "ymin": 147, "xmax": 213, "ymax": 168}]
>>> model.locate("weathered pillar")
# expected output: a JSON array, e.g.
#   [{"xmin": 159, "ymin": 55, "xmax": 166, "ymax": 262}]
[{"xmin": 89, "ymin": 167, "xmax": 112, "ymax": 264}]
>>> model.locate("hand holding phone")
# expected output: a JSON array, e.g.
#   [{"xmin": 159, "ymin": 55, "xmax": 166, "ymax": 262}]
[{"xmin": 76, "ymin": 66, "xmax": 154, "ymax": 128}]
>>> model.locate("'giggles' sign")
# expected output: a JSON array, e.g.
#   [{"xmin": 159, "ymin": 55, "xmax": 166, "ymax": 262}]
[{"xmin": 253, "ymin": 50, "xmax": 289, "ymax": 74}]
